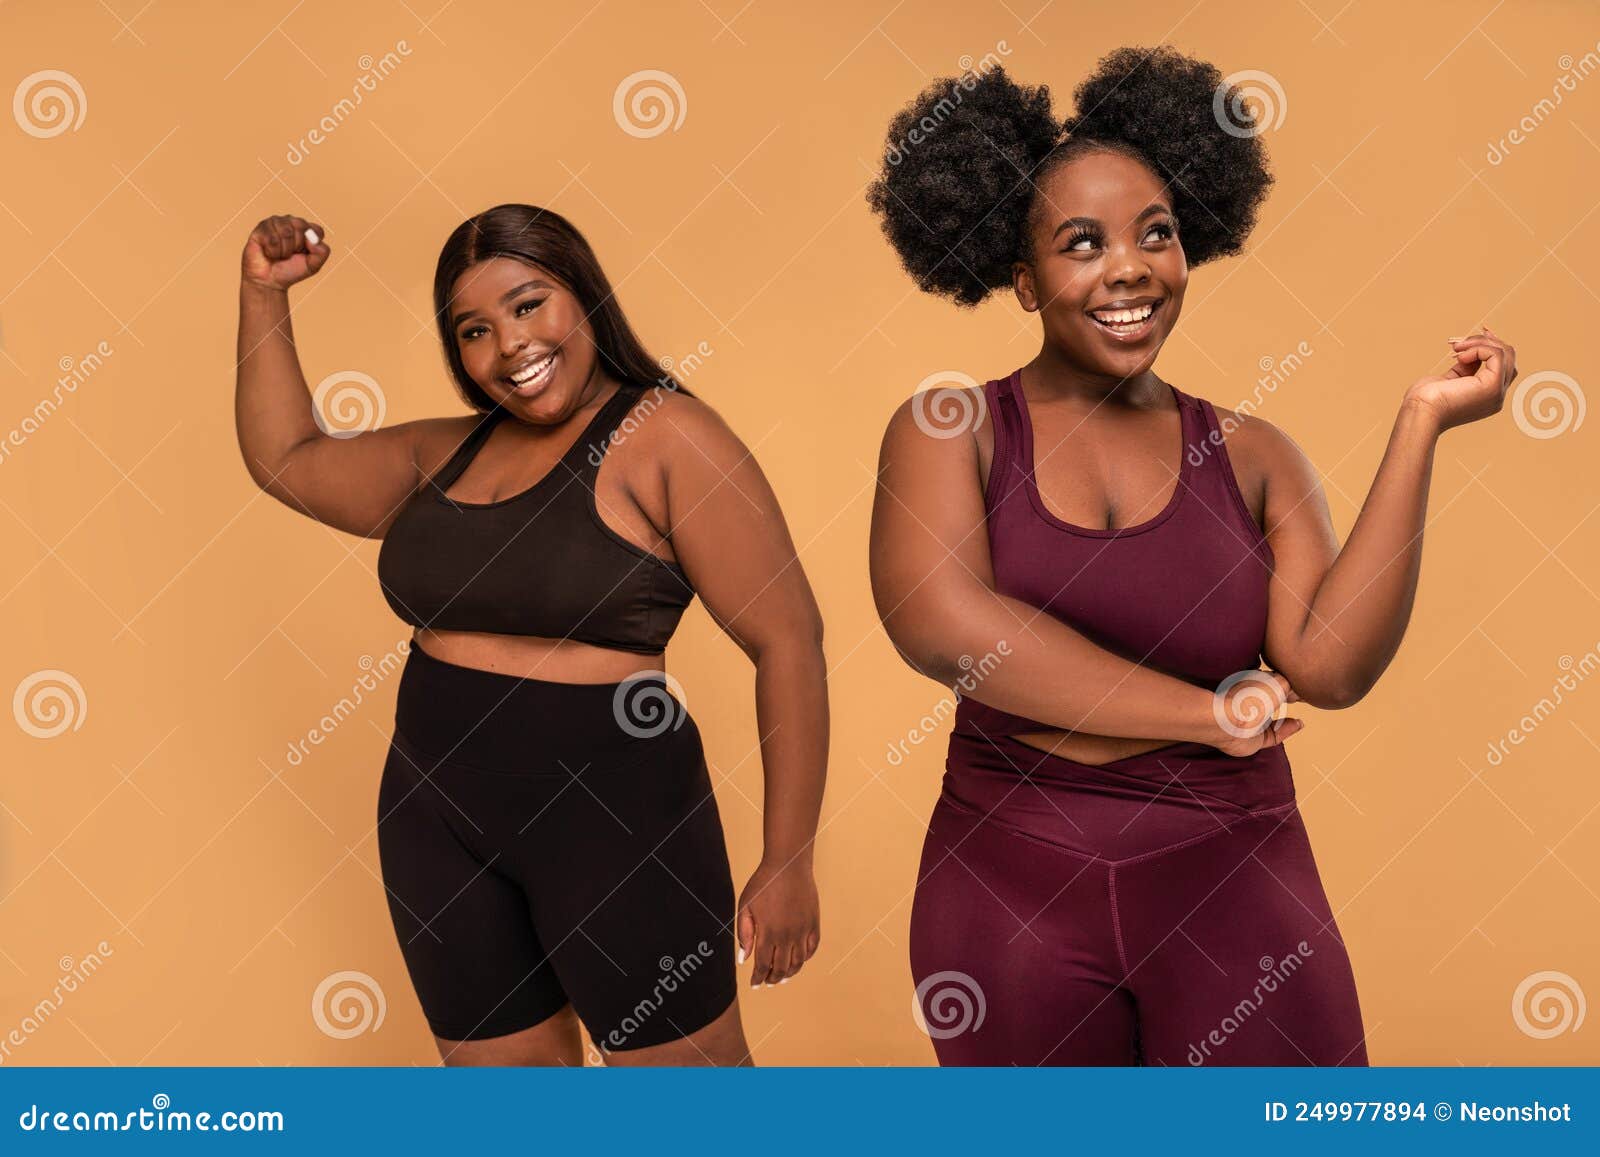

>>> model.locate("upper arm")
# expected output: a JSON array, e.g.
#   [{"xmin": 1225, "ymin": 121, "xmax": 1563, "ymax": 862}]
[
  {"xmin": 257, "ymin": 415, "xmax": 478, "ymax": 539},
  {"xmin": 1243, "ymin": 413, "xmax": 1342, "ymax": 681},
  {"xmin": 867, "ymin": 391, "xmax": 995, "ymax": 671},
  {"xmin": 643, "ymin": 393, "xmax": 822, "ymax": 655}
]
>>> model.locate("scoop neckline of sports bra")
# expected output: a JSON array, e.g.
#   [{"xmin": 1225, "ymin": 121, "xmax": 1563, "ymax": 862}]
[
  {"xmin": 434, "ymin": 384, "xmax": 635, "ymax": 511},
  {"xmin": 1007, "ymin": 369, "xmax": 1195, "ymax": 539}
]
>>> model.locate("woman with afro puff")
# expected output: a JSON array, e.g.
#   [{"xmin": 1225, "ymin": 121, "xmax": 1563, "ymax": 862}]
[{"xmin": 867, "ymin": 46, "xmax": 1518, "ymax": 1066}]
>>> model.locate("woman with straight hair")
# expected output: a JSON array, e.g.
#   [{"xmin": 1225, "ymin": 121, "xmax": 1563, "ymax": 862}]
[{"xmin": 236, "ymin": 203, "xmax": 827, "ymax": 1066}]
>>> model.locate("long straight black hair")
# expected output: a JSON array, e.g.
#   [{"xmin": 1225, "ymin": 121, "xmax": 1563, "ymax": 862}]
[{"xmin": 432, "ymin": 203, "xmax": 692, "ymax": 411}]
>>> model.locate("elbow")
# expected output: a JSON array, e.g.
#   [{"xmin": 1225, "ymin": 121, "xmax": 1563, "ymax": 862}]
[
  {"xmin": 1295, "ymin": 669, "xmax": 1373, "ymax": 711},
  {"xmin": 878, "ymin": 600, "xmax": 968, "ymax": 687}
]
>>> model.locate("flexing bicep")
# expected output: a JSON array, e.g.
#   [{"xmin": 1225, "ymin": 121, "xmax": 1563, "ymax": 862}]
[
  {"xmin": 657, "ymin": 403, "xmax": 822, "ymax": 653},
  {"xmin": 255, "ymin": 415, "xmax": 476, "ymax": 539},
  {"xmin": 1258, "ymin": 421, "xmax": 1343, "ymax": 689}
]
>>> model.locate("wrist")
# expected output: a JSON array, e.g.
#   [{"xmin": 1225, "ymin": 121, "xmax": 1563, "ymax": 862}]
[
  {"xmin": 239, "ymin": 278, "xmax": 288, "ymax": 304},
  {"xmin": 1179, "ymin": 685, "xmax": 1227, "ymax": 747},
  {"xmin": 759, "ymin": 845, "xmax": 815, "ymax": 874},
  {"xmin": 1398, "ymin": 392, "xmax": 1445, "ymax": 438}
]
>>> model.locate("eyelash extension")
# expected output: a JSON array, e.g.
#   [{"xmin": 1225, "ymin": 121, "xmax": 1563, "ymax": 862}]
[
  {"xmin": 461, "ymin": 297, "xmax": 545, "ymax": 340},
  {"xmin": 1061, "ymin": 221, "xmax": 1177, "ymax": 253}
]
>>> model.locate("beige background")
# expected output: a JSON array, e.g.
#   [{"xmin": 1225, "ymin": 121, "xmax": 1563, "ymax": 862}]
[{"xmin": 1, "ymin": 0, "xmax": 1596, "ymax": 1065}]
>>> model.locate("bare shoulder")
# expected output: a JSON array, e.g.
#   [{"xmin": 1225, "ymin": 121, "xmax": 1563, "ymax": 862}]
[
  {"xmin": 613, "ymin": 384, "xmax": 749, "ymax": 470},
  {"xmin": 1202, "ymin": 399, "xmax": 1320, "ymax": 499},
  {"xmin": 880, "ymin": 385, "xmax": 989, "ymax": 459},
  {"xmin": 408, "ymin": 412, "xmax": 487, "ymax": 481}
]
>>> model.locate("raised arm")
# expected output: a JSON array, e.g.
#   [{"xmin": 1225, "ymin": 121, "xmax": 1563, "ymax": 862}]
[
  {"xmin": 235, "ymin": 214, "xmax": 474, "ymax": 538},
  {"xmin": 645, "ymin": 392, "xmax": 827, "ymax": 989},
  {"xmin": 869, "ymin": 391, "xmax": 1295, "ymax": 752},
  {"xmin": 1257, "ymin": 328, "xmax": 1518, "ymax": 708}
]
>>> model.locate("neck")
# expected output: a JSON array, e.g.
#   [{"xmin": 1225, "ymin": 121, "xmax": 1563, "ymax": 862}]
[{"xmin": 1024, "ymin": 344, "xmax": 1167, "ymax": 411}]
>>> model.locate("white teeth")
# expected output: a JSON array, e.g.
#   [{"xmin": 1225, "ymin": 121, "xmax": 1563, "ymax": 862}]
[
  {"xmin": 1091, "ymin": 303, "xmax": 1156, "ymax": 326},
  {"xmin": 507, "ymin": 351, "xmax": 556, "ymax": 385}
]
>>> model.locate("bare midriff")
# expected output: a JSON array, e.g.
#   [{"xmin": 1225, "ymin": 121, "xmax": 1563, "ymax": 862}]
[
  {"xmin": 1010, "ymin": 730, "xmax": 1180, "ymax": 765},
  {"xmin": 413, "ymin": 628, "xmax": 665, "ymax": 683}
]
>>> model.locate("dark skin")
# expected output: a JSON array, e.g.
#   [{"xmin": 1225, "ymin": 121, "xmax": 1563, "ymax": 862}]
[
  {"xmin": 871, "ymin": 150, "xmax": 1518, "ymax": 763},
  {"xmin": 235, "ymin": 217, "xmax": 827, "ymax": 1067}
]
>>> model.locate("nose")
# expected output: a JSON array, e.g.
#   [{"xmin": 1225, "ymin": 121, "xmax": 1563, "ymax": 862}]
[
  {"xmin": 1104, "ymin": 238, "xmax": 1152, "ymax": 288},
  {"xmin": 499, "ymin": 330, "xmax": 529, "ymax": 361}
]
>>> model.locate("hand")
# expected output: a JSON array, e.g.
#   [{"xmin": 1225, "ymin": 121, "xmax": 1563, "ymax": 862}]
[
  {"xmin": 1404, "ymin": 325, "xmax": 1519, "ymax": 433},
  {"xmin": 735, "ymin": 857, "xmax": 820, "ymax": 988},
  {"xmin": 1210, "ymin": 669, "xmax": 1305, "ymax": 758},
  {"xmin": 242, "ymin": 214, "xmax": 329, "ymax": 292}
]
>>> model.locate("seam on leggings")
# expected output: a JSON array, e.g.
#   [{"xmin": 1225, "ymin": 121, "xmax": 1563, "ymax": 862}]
[
  {"xmin": 1108, "ymin": 866, "xmax": 1130, "ymax": 980},
  {"xmin": 1108, "ymin": 800, "xmax": 1300, "ymax": 868},
  {"xmin": 935, "ymin": 791, "xmax": 1108, "ymax": 864},
  {"xmin": 936, "ymin": 790, "xmax": 1297, "ymax": 866}
]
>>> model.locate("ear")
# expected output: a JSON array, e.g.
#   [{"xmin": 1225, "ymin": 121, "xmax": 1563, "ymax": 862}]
[{"xmin": 1012, "ymin": 261, "xmax": 1039, "ymax": 312}]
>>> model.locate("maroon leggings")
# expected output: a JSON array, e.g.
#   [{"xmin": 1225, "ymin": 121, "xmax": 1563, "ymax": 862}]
[{"xmin": 910, "ymin": 731, "xmax": 1368, "ymax": 1066}]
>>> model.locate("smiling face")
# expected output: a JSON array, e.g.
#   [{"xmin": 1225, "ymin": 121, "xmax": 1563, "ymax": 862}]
[
  {"xmin": 1012, "ymin": 149, "xmax": 1188, "ymax": 383},
  {"xmin": 447, "ymin": 255, "xmax": 608, "ymax": 421}
]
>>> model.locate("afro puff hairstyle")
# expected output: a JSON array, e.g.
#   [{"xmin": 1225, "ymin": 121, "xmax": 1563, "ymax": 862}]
[{"xmin": 865, "ymin": 45, "xmax": 1275, "ymax": 307}]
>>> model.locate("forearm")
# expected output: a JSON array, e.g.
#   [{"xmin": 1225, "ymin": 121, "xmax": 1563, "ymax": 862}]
[
  {"xmin": 749, "ymin": 634, "xmax": 828, "ymax": 868},
  {"xmin": 884, "ymin": 585, "xmax": 1223, "ymax": 746},
  {"xmin": 1291, "ymin": 398, "xmax": 1440, "ymax": 703},
  {"xmin": 235, "ymin": 281, "xmax": 319, "ymax": 488}
]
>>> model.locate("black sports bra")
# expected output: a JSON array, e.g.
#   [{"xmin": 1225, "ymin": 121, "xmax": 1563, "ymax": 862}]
[{"xmin": 377, "ymin": 383, "xmax": 695, "ymax": 654}]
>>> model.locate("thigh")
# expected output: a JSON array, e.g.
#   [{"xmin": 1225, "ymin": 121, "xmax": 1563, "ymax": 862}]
[
  {"xmin": 432, "ymin": 1004, "xmax": 583, "ymax": 1067},
  {"xmin": 909, "ymin": 794, "xmax": 1137, "ymax": 1066},
  {"xmin": 376, "ymin": 737, "xmax": 571, "ymax": 1044},
  {"xmin": 1118, "ymin": 808, "xmax": 1369, "ymax": 1066},
  {"xmin": 521, "ymin": 722, "xmax": 740, "ymax": 1058}
]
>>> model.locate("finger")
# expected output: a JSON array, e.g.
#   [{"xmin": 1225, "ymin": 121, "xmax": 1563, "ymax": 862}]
[
  {"xmin": 751, "ymin": 934, "xmax": 779, "ymax": 988},
  {"xmin": 1265, "ymin": 716, "xmax": 1304, "ymax": 746},
  {"xmin": 776, "ymin": 940, "xmax": 801, "ymax": 984},
  {"xmin": 736, "ymin": 906, "xmax": 754, "ymax": 968}
]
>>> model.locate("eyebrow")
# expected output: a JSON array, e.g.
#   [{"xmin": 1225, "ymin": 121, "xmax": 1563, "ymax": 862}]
[
  {"xmin": 1051, "ymin": 203, "xmax": 1172, "ymax": 240},
  {"xmin": 450, "ymin": 279, "xmax": 553, "ymax": 327}
]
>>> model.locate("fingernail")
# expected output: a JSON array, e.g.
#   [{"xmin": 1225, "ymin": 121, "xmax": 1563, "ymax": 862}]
[
  {"xmin": 779, "ymin": 978, "xmax": 789, "ymax": 985},
  {"xmin": 736, "ymin": 947, "xmax": 745, "ymax": 965},
  {"xmin": 1447, "ymin": 337, "xmax": 1465, "ymax": 343}
]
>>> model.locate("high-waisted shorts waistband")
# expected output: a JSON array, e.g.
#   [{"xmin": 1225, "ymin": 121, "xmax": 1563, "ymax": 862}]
[
  {"xmin": 941, "ymin": 730, "xmax": 1298, "ymax": 862},
  {"xmin": 393, "ymin": 640, "xmax": 698, "ymax": 774}
]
